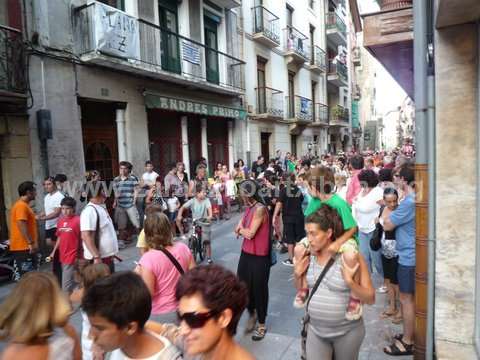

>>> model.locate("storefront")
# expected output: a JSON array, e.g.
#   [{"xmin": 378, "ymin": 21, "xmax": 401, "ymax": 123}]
[{"xmin": 145, "ymin": 94, "xmax": 246, "ymax": 178}]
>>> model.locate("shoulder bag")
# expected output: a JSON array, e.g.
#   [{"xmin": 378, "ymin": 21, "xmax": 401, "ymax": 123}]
[
  {"xmin": 160, "ymin": 248, "xmax": 185, "ymax": 275},
  {"xmin": 301, "ymin": 257, "xmax": 335, "ymax": 360},
  {"xmin": 370, "ymin": 206, "xmax": 385, "ymax": 251},
  {"xmin": 76, "ymin": 205, "xmax": 101, "ymax": 272}
]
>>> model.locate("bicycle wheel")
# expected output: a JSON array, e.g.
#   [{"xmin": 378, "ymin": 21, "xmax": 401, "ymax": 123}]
[{"xmin": 197, "ymin": 237, "xmax": 204, "ymax": 262}]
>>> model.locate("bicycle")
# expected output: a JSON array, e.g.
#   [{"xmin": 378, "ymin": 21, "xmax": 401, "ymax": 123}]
[{"xmin": 187, "ymin": 218, "xmax": 211, "ymax": 263}]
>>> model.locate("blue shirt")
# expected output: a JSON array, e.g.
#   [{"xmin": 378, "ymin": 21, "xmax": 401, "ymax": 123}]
[
  {"xmin": 389, "ymin": 193, "xmax": 415, "ymax": 266},
  {"xmin": 113, "ymin": 175, "xmax": 139, "ymax": 208}
]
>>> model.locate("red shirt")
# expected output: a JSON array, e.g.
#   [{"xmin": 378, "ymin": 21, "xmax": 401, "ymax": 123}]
[
  {"xmin": 56, "ymin": 215, "xmax": 81, "ymax": 265},
  {"xmin": 241, "ymin": 203, "xmax": 270, "ymax": 256}
]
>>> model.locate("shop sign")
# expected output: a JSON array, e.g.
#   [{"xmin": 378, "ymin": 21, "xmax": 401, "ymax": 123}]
[
  {"xmin": 145, "ymin": 94, "xmax": 246, "ymax": 120},
  {"xmin": 94, "ymin": 2, "xmax": 140, "ymax": 59}
]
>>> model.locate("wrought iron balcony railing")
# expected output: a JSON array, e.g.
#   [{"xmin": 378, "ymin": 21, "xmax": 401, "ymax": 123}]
[
  {"xmin": 0, "ymin": 25, "xmax": 27, "ymax": 94},
  {"xmin": 328, "ymin": 60, "xmax": 348, "ymax": 80},
  {"xmin": 314, "ymin": 103, "xmax": 329, "ymax": 124},
  {"xmin": 285, "ymin": 95, "xmax": 313, "ymax": 122},
  {"xmin": 310, "ymin": 45, "xmax": 326, "ymax": 71},
  {"xmin": 251, "ymin": 6, "xmax": 280, "ymax": 45},
  {"xmin": 255, "ymin": 86, "xmax": 284, "ymax": 118},
  {"xmin": 330, "ymin": 105, "xmax": 349, "ymax": 123},
  {"xmin": 73, "ymin": 2, "xmax": 245, "ymax": 91},
  {"xmin": 326, "ymin": 12, "xmax": 347, "ymax": 36},
  {"xmin": 283, "ymin": 26, "xmax": 309, "ymax": 61}
]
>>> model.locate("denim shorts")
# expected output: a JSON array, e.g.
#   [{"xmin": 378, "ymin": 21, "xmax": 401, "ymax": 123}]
[{"xmin": 397, "ymin": 264, "xmax": 415, "ymax": 294}]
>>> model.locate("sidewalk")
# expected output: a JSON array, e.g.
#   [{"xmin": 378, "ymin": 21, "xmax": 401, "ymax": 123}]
[{"xmin": 0, "ymin": 213, "xmax": 412, "ymax": 359}]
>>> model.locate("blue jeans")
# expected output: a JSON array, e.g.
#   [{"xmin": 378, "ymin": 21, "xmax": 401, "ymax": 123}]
[{"xmin": 358, "ymin": 231, "xmax": 383, "ymax": 277}]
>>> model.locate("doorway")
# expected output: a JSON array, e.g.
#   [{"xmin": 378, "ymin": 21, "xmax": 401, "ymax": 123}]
[
  {"xmin": 204, "ymin": 16, "xmax": 219, "ymax": 84},
  {"xmin": 80, "ymin": 100, "xmax": 118, "ymax": 181},
  {"xmin": 291, "ymin": 134, "xmax": 297, "ymax": 156},
  {"xmin": 159, "ymin": 0, "xmax": 181, "ymax": 74},
  {"xmin": 260, "ymin": 132, "xmax": 271, "ymax": 160}
]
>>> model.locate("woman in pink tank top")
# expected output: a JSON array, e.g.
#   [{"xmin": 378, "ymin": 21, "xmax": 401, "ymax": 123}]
[{"xmin": 235, "ymin": 180, "xmax": 271, "ymax": 342}]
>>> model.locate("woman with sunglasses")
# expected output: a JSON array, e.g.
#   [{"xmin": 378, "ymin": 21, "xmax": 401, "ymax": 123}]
[{"xmin": 147, "ymin": 265, "xmax": 254, "ymax": 360}]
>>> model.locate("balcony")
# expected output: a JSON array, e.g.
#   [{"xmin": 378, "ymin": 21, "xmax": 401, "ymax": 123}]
[
  {"xmin": 0, "ymin": 25, "xmax": 27, "ymax": 100},
  {"xmin": 73, "ymin": 2, "xmax": 245, "ymax": 96},
  {"xmin": 253, "ymin": 86, "xmax": 284, "ymax": 120},
  {"xmin": 326, "ymin": 12, "xmax": 347, "ymax": 45},
  {"xmin": 283, "ymin": 26, "xmax": 309, "ymax": 64},
  {"xmin": 285, "ymin": 95, "xmax": 313, "ymax": 124},
  {"xmin": 309, "ymin": 45, "xmax": 326, "ymax": 73},
  {"xmin": 327, "ymin": 60, "xmax": 348, "ymax": 87},
  {"xmin": 251, "ymin": 6, "xmax": 280, "ymax": 48},
  {"xmin": 352, "ymin": 46, "xmax": 361, "ymax": 66},
  {"xmin": 213, "ymin": 0, "xmax": 241, "ymax": 9},
  {"xmin": 329, "ymin": 105, "xmax": 349, "ymax": 126},
  {"xmin": 310, "ymin": 103, "xmax": 329, "ymax": 126}
]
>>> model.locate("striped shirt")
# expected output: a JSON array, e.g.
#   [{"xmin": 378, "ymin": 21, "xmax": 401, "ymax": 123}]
[
  {"xmin": 113, "ymin": 175, "xmax": 138, "ymax": 208},
  {"xmin": 306, "ymin": 256, "xmax": 362, "ymax": 338}
]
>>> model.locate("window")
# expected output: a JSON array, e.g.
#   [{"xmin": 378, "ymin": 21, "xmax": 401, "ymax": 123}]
[
  {"xmin": 312, "ymin": 81, "xmax": 317, "ymax": 120},
  {"xmin": 98, "ymin": 0, "xmax": 125, "ymax": 10},
  {"xmin": 310, "ymin": 25, "xmax": 315, "ymax": 65},
  {"xmin": 257, "ymin": 58, "xmax": 267, "ymax": 113},
  {"xmin": 288, "ymin": 71, "xmax": 295, "ymax": 117},
  {"xmin": 286, "ymin": 5, "xmax": 293, "ymax": 28},
  {"xmin": 0, "ymin": 1, "xmax": 8, "ymax": 26}
]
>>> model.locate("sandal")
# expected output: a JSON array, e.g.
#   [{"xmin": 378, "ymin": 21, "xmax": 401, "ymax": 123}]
[
  {"xmin": 384, "ymin": 338, "xmax": 414, "ymax": 356},
  {"xmin": 380, "ymin": 309, "xmax": 397, "ymax": 319},
  {"xmin": 252, "ymin": 324, "xmax": 266, "ymax": 341}
]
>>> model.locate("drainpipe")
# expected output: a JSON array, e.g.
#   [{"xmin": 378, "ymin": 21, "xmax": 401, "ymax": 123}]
[
  {"xmin": 413, "ymin": 0, "xmax": 431, "ymax": 358},
  {"xmin": 425, "ymin": 0, "xmax": 436, "ymax": 358}
]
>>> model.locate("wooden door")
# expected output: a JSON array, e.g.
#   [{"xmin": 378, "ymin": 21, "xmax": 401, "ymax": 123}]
[
  {"xmin": 83, "ymin": 128, "xmax": 118, "ymax": 181},
  {"xmin": 261, "ymin": 132, "xmax": 270, "ymax": 160}
]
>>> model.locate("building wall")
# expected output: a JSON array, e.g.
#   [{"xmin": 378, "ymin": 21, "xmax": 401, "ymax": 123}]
[
  {"xmin": 242, "ymin": 0, "xmax": 335, "ymax": 160},
  {"xmin": 434, "ymin": 22, "xmax": 478, "ymax": 358}
]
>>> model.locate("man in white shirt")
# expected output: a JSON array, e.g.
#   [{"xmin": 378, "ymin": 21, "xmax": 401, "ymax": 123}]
[
  {"xmin": 80, "ymin": 180, "xmax": 119, "ymax": 273},
  {"xmin": 141, "ymin": 160, "xmax": 159, "ymax": 189},
  {"xmin": 37, "ymin": 176, "xmax": 64, "ymax": 283}
]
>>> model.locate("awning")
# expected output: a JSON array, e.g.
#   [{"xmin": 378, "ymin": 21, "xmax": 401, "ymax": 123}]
[{"xmin": 144, "ymin": 93, "xmax": 246, "ymax": 120}]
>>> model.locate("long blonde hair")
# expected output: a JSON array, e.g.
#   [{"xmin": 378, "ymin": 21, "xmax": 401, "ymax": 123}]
[
  {"xmin": 144, "ymin": 211, "xmax": 173, "ymax": 250},
  {"xmin": 0, "ymin": 272, "xmax": 71, "ymax": 344}
]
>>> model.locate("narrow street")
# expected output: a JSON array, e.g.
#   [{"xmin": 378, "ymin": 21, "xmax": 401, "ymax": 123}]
[{"xmin": 0, "ymin": 213, "xmax": 411, "ymax": 359}]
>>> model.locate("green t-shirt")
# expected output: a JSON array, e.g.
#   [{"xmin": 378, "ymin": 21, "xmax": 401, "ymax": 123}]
[
  {"xmin": 304, "ymin": 194, "xmax": 357, "ymax": 232},
  {"xmin": 287, "ymin": 160, "xmax": 296, "ymax": 173}
]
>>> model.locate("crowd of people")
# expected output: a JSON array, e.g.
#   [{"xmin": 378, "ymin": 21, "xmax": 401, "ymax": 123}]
[{"xmin": 0, "ymin": 148, "xmax": 416, "ymax": 359}]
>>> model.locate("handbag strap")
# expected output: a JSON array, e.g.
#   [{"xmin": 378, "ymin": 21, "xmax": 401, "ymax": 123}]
[
  {"xmin": 86, "ymin": 205, "xmax": 101, "ymax": 250},
  {"xmin": 305, "ymin": 257, "xmax": 336, "ymax": 311},
  {"xmin": 160, "ymin": 248, "xmax": 185, "ymax": 275}
]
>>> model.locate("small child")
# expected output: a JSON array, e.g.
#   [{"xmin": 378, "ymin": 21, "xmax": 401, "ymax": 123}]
[
  {"xmin": 48, "ymin": 196, "xmax": 81, "ymax": 293},
  {"xmin": 294, "ymin": 166, "xmax": 362, "ymax": 321},
  {"xmin": 212, "ymin": 176, "xmax": 224, "ymax": 220},
  {"xmin": 70, "ymin": 263, "xmax": 111, "ymax": 360},
  {"xmin": 166, "ymin": 188, "xmax": 180, "ymax": 236}
]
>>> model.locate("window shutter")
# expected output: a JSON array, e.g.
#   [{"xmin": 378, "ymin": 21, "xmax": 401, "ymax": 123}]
[{"xmin": 138, "ymin": 0, "xmax": 155, "ymax": 22}]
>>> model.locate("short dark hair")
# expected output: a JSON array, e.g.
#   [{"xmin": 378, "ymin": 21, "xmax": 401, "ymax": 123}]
[
  {"xmin": 54, "ymin": 174, "xmax": 67, "ymax": 183},
  {"xmin": 378, "ymin": 168, "xmax": 393, "ymax": 183},
  {"xmin": 257, "ymin": 156, "xmax": 264, "ymax": 161},
  {"xmin": 358, "ymin": 170, "xmax": 379, "ymax": 188},
  {"xmin": 196, "ymin": 164, "xmax": 207, "ymax": 173},
  {"xmin": 350, "ymin": 155, "xmax": 364, "ymax": 170},
  {"xmin": 399, "ymin": 165, "xmax": 415, "ymax": 184},
  {"xmin": 195, "ymin": 183, "xmax": 206, "ymax": 194},
  {"xmin": 82, "ymin": 271, "xmax": 151, "ymax": 330},
  {"xmin": 44, "ymin": 176, "xmax": 55, "ymax": 183},
  {"xmin": 119, "ymin": 161, "xmax": 130, "ymax": 168},
  {"xmin": 60, "ymin": 197, "xmax": 76, "ymax": 208},
  {"xmin": 383, "ymin": 187, "xmax": 399, "ymax": 198},
  {"xmin": 145, "ymin": 160, "xmax": 153, "ymax": 166},
  {"xmin": 302, "ymin": 159, "xmax": 311, "ymax": 168},
  {"xmin": 169, "ymin": 163, "xmax": 177, "ymax": 171},
  {"xmin": 18, "ymin": 181, "xmax": 36, "ymax": 197},
  {"xmin": 175, "ymin": 265, "xmax": 248, "ymax": 336}
]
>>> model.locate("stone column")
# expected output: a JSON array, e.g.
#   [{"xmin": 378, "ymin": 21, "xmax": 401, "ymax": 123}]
[
  {"xmin": 227, "ymin": 120, "xmax": 234, "ymax": 170},
  {"xmin": 116, "ymin": 108, "xmax": 127, "ymax": 161},
  {"xmin": 201, "ymin": 118, "xmax": 209, "ymax": 166},
  {"xmin": 181, "ymin": 116, "xmax": 190, "ymax": 178}
]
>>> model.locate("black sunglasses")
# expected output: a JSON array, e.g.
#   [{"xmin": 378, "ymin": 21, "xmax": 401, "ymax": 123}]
[{"xmin": 177, "ymin": 310, "xmax": 219, "ymax": 329}]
